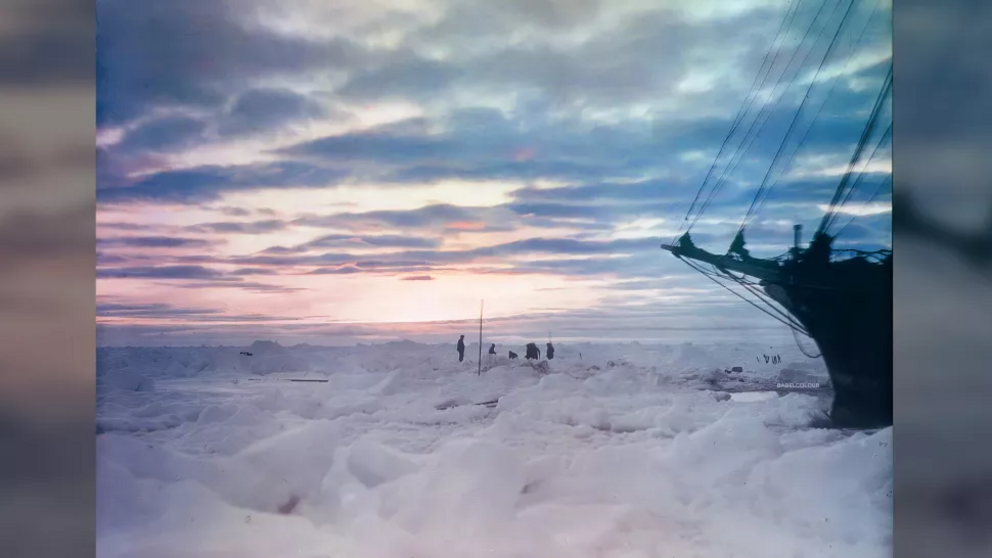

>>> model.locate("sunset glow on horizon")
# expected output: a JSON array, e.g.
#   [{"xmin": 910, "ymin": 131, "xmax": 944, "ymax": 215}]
[{"xmin": 96, "ymin": 0, "xmax": 892, "ymax": 346}]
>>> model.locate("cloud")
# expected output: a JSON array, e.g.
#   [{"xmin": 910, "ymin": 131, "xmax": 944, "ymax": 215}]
[
  {"xmin": 165, "ymin": 280, "xmax": 306, "ymax": 293},
  {"xmin": 96, "ymin": 265, "xmax": 230, "ymax": 280},
  {"xmin": 266, "ymin": 90, "xmax": 878, "ymax": 196},
  {"xmin": 230, "ymin": 267, "xmax": 280, "ymax": 276},
  {"xmin": 97, "ymin": 265, "xmax": 307, "ymax": 293},
  {"xmin": 358, "ymin": 7, "xmax": 723, "ymax": 107},
  {"xmin": 97, "ymin": 236, "xmax": 218, "ymax": 249},
  {"xmin": 293, "ymin": 204, "xmax": 516, "ymax": 233},
  {"xmin": 223, "ymin": 237, "xmax": 671, "ymax": 275},
  {"xmin": 91, "ymin": 0, "xmax": 892, "ymax": 343},
  {"xmin": 115, "ymin": 116, "xmax": 208, "ymax": 153},
  {"xmin": 337, "ymin": 55, "xmax": 466, "ymax": 102},
  {"xmin": 187, "ymin": 220, "xmax": 288, "ymax": 234},
  {"xmin": 97, "ymin": 301, "xmax": 300, "ymax": 322},
  {"xmin": 96, "ymin": 251, "xmax": 130, "ymax": 265},
  {"xmin": 218, "ymin": 88, "xmax": 334, "ymax": 137},
  {"xmin": 97, "ymin": 161, "xmax": 349, "ymax": 203},
  {"xmin": 217, "ymin": 206, "xmax": 251, "ymax": 217},
  {"xmin": 303, "ymin": 261, "xmax": 435, "ymax": 276},
  {"xmin": 265, "ymin": 233, "xmax": 441, "ymax": 254},
  {"xmin": 305, "ymin": 266, "xmax": 364, "ymax": 275},
  {"xmin": 96, "ymin": 0, "xmax": 370, "ymax": 125}
]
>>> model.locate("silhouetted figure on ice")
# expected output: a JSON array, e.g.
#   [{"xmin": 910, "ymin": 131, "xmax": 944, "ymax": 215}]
[
  {"xmin": 456, "ymin": 335, "xmax": 465, "ymax": 363},
  {"xmin": 525, "ymin": 343, "xmax": 541, "ymax": 360},
  {"xmin": 508, "ymin": 351, "xmax": 518, "ymax": 359},
  {"xmin": 489, "ymin": 343, "xmax": 496, "ymax": 355},
  {"xmin": 546, "ymin": 342, "xmax": 555, "ymax": 360}
]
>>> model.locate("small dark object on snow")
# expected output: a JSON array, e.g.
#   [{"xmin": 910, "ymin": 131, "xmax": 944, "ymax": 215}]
[
  {"xmin": 546, "ymin": 342, "xmax": 555, "ymax": 360},
  {"xmin": 489, "ymin": 343, "xmax": 496, "ymax": 355},
  {"xmin": 525, "ymin": 343, "xmax": 541, "ymax": 360},
  {"xmin": 764, "ymin": 354, "xmax": 770, "ymax": 363},
  {"xmin": 240, "ymin": 351, "xmax": 254, "ymax": 356},
  {"xmin": 731, "ymin": 366, "xmax": 743, "ymax": 373},
  {"xmin": 278, "ymin": 494, "xmax": 300, "ymax": 515},
  {"xmin": 508, "ymin": 351, "xmax": 518, "ymax": 359},
  {"xmin": 456, "ymin": 335, "xmax": 465, "ymax": 363}
]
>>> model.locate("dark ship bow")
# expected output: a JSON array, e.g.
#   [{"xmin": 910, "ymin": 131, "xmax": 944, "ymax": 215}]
[{"xmin": 662, "ymin": 229, "xmax": 892, "ymax": 429}]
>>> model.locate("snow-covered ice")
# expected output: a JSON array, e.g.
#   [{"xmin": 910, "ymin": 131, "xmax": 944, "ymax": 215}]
[{"xmin": 96, "ymin": 340, "xmax": 891, "ymax": 558}]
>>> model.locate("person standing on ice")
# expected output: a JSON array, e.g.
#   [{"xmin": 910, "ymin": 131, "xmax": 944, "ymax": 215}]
[
  {"xmin": 488, "ymin": 343, "xmax": 496, "ymax": 355},
  {"xmin": 456, "ymin": 335, "xmax": 466, "ymax": 363},
  {"xmin": 546, "ymin": 342, "xmax": 555, "ymax": 360}
]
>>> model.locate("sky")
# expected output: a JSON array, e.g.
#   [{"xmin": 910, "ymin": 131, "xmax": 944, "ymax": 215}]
[{"xmin": 95, "ymin": 0, "xmax": 892, "ymax": 347}]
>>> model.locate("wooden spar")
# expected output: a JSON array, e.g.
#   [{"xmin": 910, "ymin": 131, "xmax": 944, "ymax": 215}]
[
  {"xmin": 660, "ymin": 242, "xmax": 782, "ymax": 283},
  {"xmin": 477, "ymin": 300, "xmax": 484, "ymax": 376}
]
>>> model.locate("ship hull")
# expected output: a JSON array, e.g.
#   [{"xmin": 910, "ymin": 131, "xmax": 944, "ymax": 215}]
[{"xmin": 767, "ymin": 256, "xmax": 892, "ymax": 429}]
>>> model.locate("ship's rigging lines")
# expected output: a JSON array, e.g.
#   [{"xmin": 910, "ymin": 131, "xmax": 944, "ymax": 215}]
[
  {"xmin": 678, "ymin": 0, "xmax": 891, "ymax": 243},
  {"xmin": 745, "ymin": 0, "xmax": 889, "ymax": 234},
  {"xmin": 681, "ymin": 0, "xmax": 807, "ymax": 234},
  {"xmin": 665, "ymin": 0, "xmax": 891, "ymax": 346},
  {"xmin": 818, "ymin": 65, "xmax": 892, "ymax": 236},
  {"xmin": 682, "ymin": 0, "xmax": 840, "ymax": 238}
]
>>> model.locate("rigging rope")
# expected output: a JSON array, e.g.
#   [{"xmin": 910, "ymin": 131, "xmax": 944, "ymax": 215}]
[
  {"xmin": 792, "ymin": 326, "xmax": 822, "ymax": 358},
  {"xmin": 689, "ymin": 0, "xmax": 843, "ymax": 234},
  {"xmin": 739, "ymin": 0, "xmax": 861, "ymax": 235},
  {"xmin": 750, "ymin": 0, "xmax": 886, "ymax": 225},
  {"xmin": 817, "ymin": 63, "xmax": 892, "ymax": 235},
  {"xmin": 681, "ymin": 257, "xmax": 811, "ymax": 336},
  {"xmin": 685, "ymin": 0, "xmax": 832, "ymax": 235},
  {"xmin": 825, "ymin": 121, "xmax": 892, "ymax": 234},
  {"xmin": 833, "ymin": 173, "xmax": 892, "ymax": 240},
  {"xmin": 664, "ymin": 0, "xmax": 891, "ymax": 361},
  {"xmin": 678, "ymin": 0, "xmax": 805, "ymax": 242}
]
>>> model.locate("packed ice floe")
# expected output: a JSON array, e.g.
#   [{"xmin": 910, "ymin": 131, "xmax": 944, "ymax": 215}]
[{"xmin": 96, "ymin": 340, "xmax": 891, "ymax": 558}]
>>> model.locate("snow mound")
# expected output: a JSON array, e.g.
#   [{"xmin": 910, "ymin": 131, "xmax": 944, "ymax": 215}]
[{"xmin": 96, "ymin": 339, "xmax": 889, "ymax": 557}]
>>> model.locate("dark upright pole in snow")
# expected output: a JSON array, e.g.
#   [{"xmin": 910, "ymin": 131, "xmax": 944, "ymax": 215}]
[{"xmin": 478, "ymin": 300, "xmax": 484, "ymax": 376}]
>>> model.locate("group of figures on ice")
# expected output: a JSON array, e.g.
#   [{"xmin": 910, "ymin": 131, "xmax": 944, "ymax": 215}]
[{"xmin": 455, "ymin": 335, "xmax": 555, "ymax": 363}]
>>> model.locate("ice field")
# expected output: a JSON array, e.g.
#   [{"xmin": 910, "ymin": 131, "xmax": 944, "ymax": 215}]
[{"xmin": 96, "ymin": 340, "xmax": 892, "ymax": 558}]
